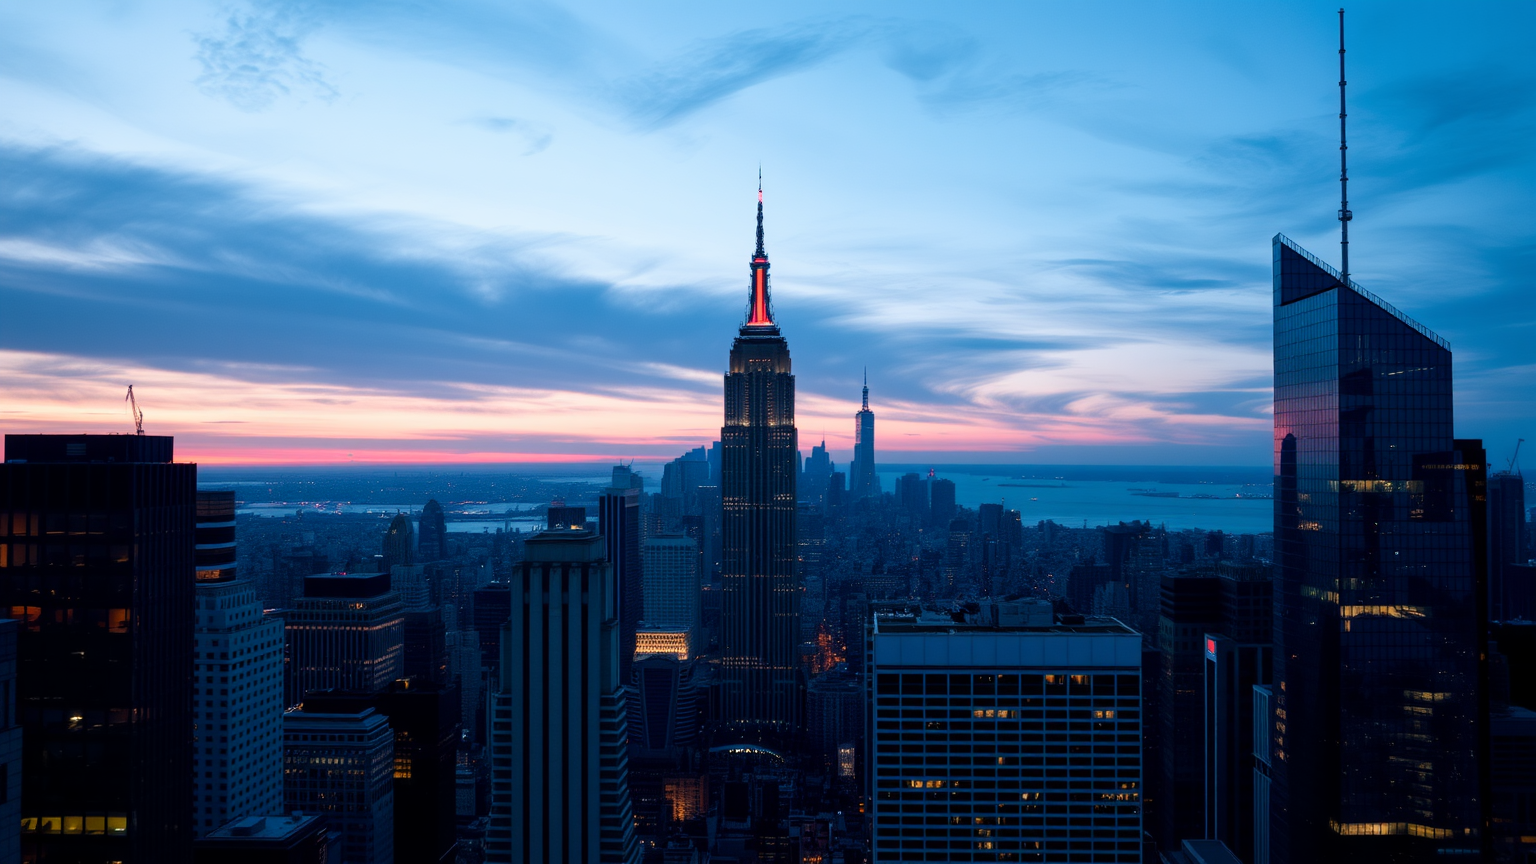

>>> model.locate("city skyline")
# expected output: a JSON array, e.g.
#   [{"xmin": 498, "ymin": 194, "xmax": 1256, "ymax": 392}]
[{"xmin": 2, "ymin": 2, "xmax": 1530, "ymax": 466}]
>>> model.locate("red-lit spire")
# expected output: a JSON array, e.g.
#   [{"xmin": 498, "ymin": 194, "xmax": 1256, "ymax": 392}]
[{"xmin": 747, "ymin": 170, "xmax": 774, "ymax": 327}]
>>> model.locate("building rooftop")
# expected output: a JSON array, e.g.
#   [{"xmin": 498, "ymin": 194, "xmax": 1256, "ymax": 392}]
[
  {"xmin": 872, "ymin": 598, "xmax": 1136, "ymax": 637},
  {"xmin": 202, "ymin": 813, "xmax": 323, "ymax": 842}
]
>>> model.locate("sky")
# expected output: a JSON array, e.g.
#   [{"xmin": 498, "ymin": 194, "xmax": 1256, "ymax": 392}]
[{"xmin": 1, "ymin": 1, "xmax": 1531, "ymax": 467}]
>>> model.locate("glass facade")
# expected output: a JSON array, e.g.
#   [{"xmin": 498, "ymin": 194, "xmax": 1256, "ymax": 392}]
[{"xmin": 1270, "ymin": 235, "xmax": 1482, "ymax": 862}]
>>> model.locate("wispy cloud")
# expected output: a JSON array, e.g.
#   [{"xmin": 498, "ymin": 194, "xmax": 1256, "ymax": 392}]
[
  {"xmin": 462, "ymin": 116, "xmax": 553, "ymax": 155},
  {"xmin": 194, "ymin": 6, "xmax": 338, "ymax": 111}
]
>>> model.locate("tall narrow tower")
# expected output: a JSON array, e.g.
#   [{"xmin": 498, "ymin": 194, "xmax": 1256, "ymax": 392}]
[
  {"xmin": 851, "ymin": 370, "xmax": 879, "ymax": 501},
  {"xmin": 719, "ymin": 179, "xmax": 801, "ymax": 735}
]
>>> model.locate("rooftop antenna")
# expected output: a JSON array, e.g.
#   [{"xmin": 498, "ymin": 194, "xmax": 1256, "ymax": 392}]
[
  {"xmin": 124, "ymin": 385, "xmax": 144, "ymax": 435},
  {"xmin": 1337, "ymin": 8, "xmax": 1352, "ymax": 282},
  {"xmin": 1508, "ymin": 439, "xmax": 1525, "ymax": 476}
]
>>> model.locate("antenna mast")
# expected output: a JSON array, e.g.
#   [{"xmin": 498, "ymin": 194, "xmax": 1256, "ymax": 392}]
[{"xmin": 1337, "ymin": 8, "xmax": 1352, "ymax": 282}]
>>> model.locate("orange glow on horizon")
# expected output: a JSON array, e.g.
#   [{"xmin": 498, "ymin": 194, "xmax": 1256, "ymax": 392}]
[{"xmin": 0, "ymin": 349, "xmax": 1262, "ymax": 465}]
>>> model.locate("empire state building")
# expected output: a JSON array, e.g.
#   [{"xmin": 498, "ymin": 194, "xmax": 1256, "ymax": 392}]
[{"xmin": 719, "ymin": 182, "xmax": 801, "ymax": 735}]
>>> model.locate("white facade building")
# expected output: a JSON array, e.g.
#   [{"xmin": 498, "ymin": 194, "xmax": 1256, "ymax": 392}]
[{"xmin": 192, "ymin": 579, "xmax": 285, "ymax": 837}]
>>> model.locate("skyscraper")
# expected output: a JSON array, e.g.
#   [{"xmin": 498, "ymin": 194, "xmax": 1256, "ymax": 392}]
[
  {"xmin": 2, "ymin": 434, "xmax": 196, "ymax": 863},
  {"xmin": 193, "ymin": 576, "xmax": 285, "ymax": 836},
  {"xmin": 851, "ymin": 372, "xmax": 879, "ymax": 501},
  {"xmin": 600, "ymin": 464, "xmax": 644, "ymax": 682},
  {"xmin": 382, "ymin": 513, "xmax": 414, "ymax": 572},
  {"xmin": 485, "ymin": 530, "xmax": 639, "ymax": 864},
  {"xmin": 1269, "ymin": 233, "xmax": 1482, "ymax": 861},
  {"xmin": 719, "ymin": 180, "xmax": 801, "ymax": 735},
  {"xmin": 418, "ymin": 499, "xmax": 449, "ymax": 562},
  {"xmin": 286, "ymin": 572, "xmax": 405, "ymax": 706},
  {"xmin": 642, "ymin": 534, "xmax": 700, "ymax": 653}
]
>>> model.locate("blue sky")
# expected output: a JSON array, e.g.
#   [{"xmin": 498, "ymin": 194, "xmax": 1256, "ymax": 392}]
[{"xmin": 1, "ymin": 1, "xmax": 1531, "ymax": 465}]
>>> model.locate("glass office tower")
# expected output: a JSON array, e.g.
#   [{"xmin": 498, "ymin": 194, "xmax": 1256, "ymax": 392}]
[{"xmin": 1270, "ymin": 234, "xmax": 1482, "ymax": 862}]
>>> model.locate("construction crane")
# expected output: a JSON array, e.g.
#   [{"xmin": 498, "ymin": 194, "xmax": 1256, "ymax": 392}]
[
  {"xmin": 125, "ymin": 385, "xmax": 144, "ymax": 435},
  {"xmin": 1508, "ymin": 439, "xmax": 1524, "ymax": 476}
]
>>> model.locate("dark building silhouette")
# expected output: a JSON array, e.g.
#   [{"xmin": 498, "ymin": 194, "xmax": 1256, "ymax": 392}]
[
  {"xmin": 2, "ymin": 434, "xmax": 196, "ymax": 863},
  {"xmin": 719, "ymin": 183, "xmax": 802, "ymax": 735},
  {"xmin": 547, "ymin": 504, "xmax": 586, "ymax": 531},
  {"xmin": 1204, "ymin": 563, "xmax": 1274, "ymax": 863},
  {"xmin": 418, "ymin": 499, "xmax": 448, "ymax": 562},
  {"xmin": 929, "ymin": 477, "xmax": 956, "ymax": 528},
  {"xmin": 1489, "ymin": 472, "xmax": 1528, "ymax": 622},
  {"xmin": 382, "ymin": 513, "xmax": 414, "ymax": 571},
  {"xmin": 1269, "ymin": 234, "xmax": 1482, "ymax": 862},
  {"xmin": 850, "ymin": 373, "xmax": 879, "ymax": 502},
  {"xmin": 192, "ymin": 814, "xmax": 329, "ymax": 864},
  {"xmin": 600, "ymin": 465, "xmax": 644, "ymax": 682},
  {"xmin": 306, "ymin": 682, "xmax": 459, "ymax": 864},
  {"xmin": 0, "ymin": 619, "xmax": 18, "ymax": 862},
  {"xmin": 803, "ymin": 440, "xmax": 833, "ymax": 509}
]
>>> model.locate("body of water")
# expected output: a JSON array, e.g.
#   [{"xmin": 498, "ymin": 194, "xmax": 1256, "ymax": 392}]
[{"xmin": 878, "ymin": 468, "xmax": 1273, "ymax": 534}]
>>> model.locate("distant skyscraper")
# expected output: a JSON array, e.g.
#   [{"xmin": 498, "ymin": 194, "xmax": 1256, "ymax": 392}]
[
  {"xmin": 193, "ymin": 577, "xmax": 285, "ymax": 836},
  {"xmin": 719, "ymin": 181, "xmax": 801, "ymax": 735},
  {"xmin": 286, "ymin": 572, "xmax": 405, "ymax": 705},
  {"xmin": 418, "ymin": 499, "xmax": 449, "ymax": 562},
  {"xmin": 1270, "ymin": 234, "xmax": 1482, "ymax": 861},
  {"xmin": 868, "ymin": 600, "xmax": 1142, "ymax": 863},
  {"xmin": 601, "ymin": 464, "xmax": 645, "ymax": 682},
  {"xmin": 803, "ymin": 440, "xmax": 833, "ymax": 508},
  {"xmin": 282, "ymin": 705, "xmax": 394, "ymax": 864},
  {"xmin": 382, "ymin": 513, "xmax": 414, "ymax": 572},
  {"xmin": 850, "ymin": 372, "xmax": 879, "ymax": 501},
  {"xmin": 930, "ymin": 476, "xmax": 956, "ymax": 527},
  {"xmin": 486, "ymin": 530, "xmax": 638, "ymax": 864},
  {"xmin": 2, "ymin": 434, "xmax": 195, "ymax": 863}
]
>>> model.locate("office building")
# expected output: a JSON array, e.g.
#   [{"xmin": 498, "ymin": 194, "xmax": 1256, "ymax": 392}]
[
  {"xmin": 1202, "ymin": 564, "xmax": 1273, "ymax": 862},
  {"xmin": 600, "ymin": 465, "xmax": 645, "ymax": 682},
  {"xmin": 282, "ymin": 705, "xmax": 394, "ymax": 864},
  {"xmin": 850, "ymin": 373, "xmax": 880, "ymax": 502},
  {"xmin": 193, "ymin": 576, "xmax": 285, "ymax": 836},
  {"xmin": 418, "ymin": 499, "xmax": 448, "ymax": 562},
  {"xmin": 196, "ymin": 490, "xmax": 239, "ymax": 582},
  {"xmin": 1270, "ymin": 234, "xmax": 1482, "ymax": 861},
  {"xmin": 643, "ymin": 534, "xmax": 700, "ymax": 636},
  {"xmin": 305, "ymin": 683, "xmax": 459, "ymax": 864},
  {"xmin": 0, "ymin": 620, "xmax": 17, "ymax": 864},
  {"xmin": 868, "ymin": 600, "xmax": 1142, "ymax": 863},
  {"xmin": 1489, "ymin": 471, "xmax": 1529, "ymax": 622},
  {"xmin": 630, "ymin": 653, "xmax": 700, "ymax": 758},
  {"xmin": 1252, "ymin": 685, "xmax": 1273, "ymax": 864},
  {"xmin": 286, "ymin": 572, "xmax": 405, "ymax": 705},
  {"xmin": 806, "ymin": 665, "xmax": 862, "ymax": 777},
  {"xmin": 485, "ymin": 530, "xmax": 639, "ymax": 864},
  {"xmin": 719, "ymin": 184, "xmax": 802, "ymax": 735},
  {"xmin": 192, "ymin": 814, "xmax": 329, "ymax": 864},
  {"xmin": 2, "ymin": 433, "xmax": 196, "ymax": 863},
  {"xmin": 547, "ymin": 503, "xmax": 586, "ymax": 531}
]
